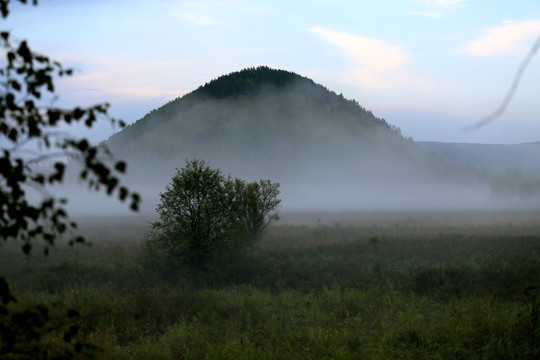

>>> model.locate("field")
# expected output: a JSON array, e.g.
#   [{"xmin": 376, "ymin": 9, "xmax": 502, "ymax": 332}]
[{"xmin": 1, "ymin": 209, "xmax": 540, "ymax": 359}]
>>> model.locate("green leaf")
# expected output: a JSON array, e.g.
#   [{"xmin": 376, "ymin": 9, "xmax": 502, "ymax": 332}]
[
  {"xmin": 63, "ymin": 325, "xmax": 80, "ymax": 343},
  {"xmin": 73, "ymin": 107, "xmax": 84, "ymax": 119},
  {"xmin": 67, "ymin": 309, "xmax": 80, "ymax": 318},
  {"xmin": 0, "ymin": 277, "xmax": 17, "ymax": 305},
  {"xmin": 119, "ymin": 186, "xmax": 128, "ymax": 201},
  {"xmin": 10, "ymin": 79, "xmax": 21, "ymax": 91},
  {"xmin": 22, "ymin": 243, "xmax": 31, "ymax": 255},
  {"xmin": 77, "ymin": 139, "xmax": 89, "ymax": 151},
  {"xmin": 17, "ymin": 41, "xmax": 32, "ymax": 63},
  {"xmin": 115, "ymin": 161, "xmax": 126, "ymax": 173}
]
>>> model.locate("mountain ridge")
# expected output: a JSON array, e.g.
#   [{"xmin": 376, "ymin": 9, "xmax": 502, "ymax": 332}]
[
  {"xmin": 96, "ymin": 66, "xmax": 538, "ymax": 211},
  {"xmin": 417, "ymin": 141, "xmax": 540, "ymax": 175},
  {"xmin": 107, "ymin": 67, "xmax": 434, "ymax": 182},
  {"xmin": 108, "ymin": 66, "xmax": 400, "ymax": 148}
]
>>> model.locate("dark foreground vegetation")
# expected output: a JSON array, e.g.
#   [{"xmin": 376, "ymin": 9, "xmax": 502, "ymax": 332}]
[{"xmin": 1, "ymin": 212, "xmax": 540, "ymax": 359}]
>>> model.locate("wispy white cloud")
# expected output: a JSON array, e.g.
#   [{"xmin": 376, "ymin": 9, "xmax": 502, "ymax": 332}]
[
  {"xmin": 166, "ymin": 0, "xmax": 269, "ymax": 26},
  {"xmin": 422, "ymin": 0, "xmax": 468, "ymax": 8},
  {"xmin": 164, "ymin": 0, "xmax": 225, "ymax": 26},
  {"xmin": 311, "ymin": 27, "xmax": 409, "ymax": 70},
  {"xmin": 172, "ymin": 11, "xmax": 217, "ymax": 25},
  {"xmin": 310, "ymin": 27, "xmax": 429, "ymax": 90},
  {"xmin": 465, "ymin": 20, "xmax": 540, "ymax": 56},
  {"xmin": 406, "ymin": 11, "xmax": 442, "ymax": 19},
  {"xmin": 408, "ymin": 0, "xmax": 466, "ymax": 18},
  {"xmin": 58, "ymin": 57, "xmax": 193, "ymax": 102}
]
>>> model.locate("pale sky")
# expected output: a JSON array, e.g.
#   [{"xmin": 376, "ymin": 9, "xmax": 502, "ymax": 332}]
[{"xmin": 4, "ymin": 0, "xmax": 540, "ymax": 144}]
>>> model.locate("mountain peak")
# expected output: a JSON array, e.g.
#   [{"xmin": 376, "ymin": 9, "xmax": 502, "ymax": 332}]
[
  {"xmin": 110, "ymin": 66, "xmax": 395, "ymax": 146},
  {"xmin": 194, "ymin": 66, "xmax": 310, "ymax": 99}
]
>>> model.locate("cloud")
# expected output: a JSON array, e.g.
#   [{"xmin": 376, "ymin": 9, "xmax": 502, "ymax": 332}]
[
  {"xmin": 408, "ymin": 0, "xmax": 466, "ymax": 18},
  {"xmin": 465, "ymin": 20, "xmax": 540, "ymax": 56},
  {"xmin": 164, "ymin": 0, "xmax": 225, "ymax": 26},
  {"xmin": 166, "ymin": 0, "xmax": 268, "ymax": 26},
  {"xmin": 57, "ymin": 57, "xmax": 193, "ymax": 104},
  {"xmin": 310, "ymin": 27, "xmax": 429, "ymax": 90},
  {"xmin": 172, "ymin": 11, "xmax": 217, "ymax": 25},
  {"xmin": 406, "ymin": 11, "xmax": 442, "ymax": 19},
  {"xmin": 311, "ymin": 27, "xmax": 408, "ymax": 70},
  {"xmin": 422, "ymin": 0, "xmax": 468, "ymax": 7}
]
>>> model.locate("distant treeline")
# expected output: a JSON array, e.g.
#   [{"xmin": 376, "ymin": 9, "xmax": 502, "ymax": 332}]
[{"xmin": 490, "ymin": 170, "xmax": 540, "ymax": 200}]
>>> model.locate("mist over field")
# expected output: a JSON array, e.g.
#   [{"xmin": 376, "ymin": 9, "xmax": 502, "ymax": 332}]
[
  {"xmin": 5, "ymin": 1, "xmax": 540, "ymax": 357},
  {"xmin": 55, "ymin": 67, "xmax": 540, "ymax": 217},
  {"xmin": 59, "ymin": 170, "xmax": 527, "ymax": 218}
]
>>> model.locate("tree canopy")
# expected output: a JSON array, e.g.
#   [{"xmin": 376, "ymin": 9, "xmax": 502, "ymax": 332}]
[{"xmin": 146, "ymin": 159, "xmax": 280, "ymax": 266}]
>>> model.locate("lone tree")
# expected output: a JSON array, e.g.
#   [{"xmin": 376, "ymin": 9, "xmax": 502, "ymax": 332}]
[{"xmin": 147, "ymin": 159, "xmax": 280, "ymax": 266}]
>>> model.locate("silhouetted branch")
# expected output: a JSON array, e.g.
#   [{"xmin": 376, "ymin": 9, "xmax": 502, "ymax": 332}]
[{"xmin": 464, "ymin": 35, "xmax": 540, "ymax": 132}]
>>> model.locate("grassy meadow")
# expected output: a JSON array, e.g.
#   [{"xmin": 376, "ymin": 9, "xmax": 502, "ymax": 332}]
[{"xmin": 1, "ymin": 210, "xmax": 540, "ymax": 359}]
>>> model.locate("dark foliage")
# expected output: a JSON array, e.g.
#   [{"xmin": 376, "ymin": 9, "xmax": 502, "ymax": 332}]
[
  {"xmin": 146, "ymin": 159, "xmax": 280, "ymax": 267},
  {"xmin": 197, "ymin": 66, "xmax": 301, "ymax": 98},
  {"xmin": 1, "ymin": 0, "xmax": 139, "ymax": 357},
  {"xmin": 0, "ymin": 6, "xmax": 139, "ymax": 253}
]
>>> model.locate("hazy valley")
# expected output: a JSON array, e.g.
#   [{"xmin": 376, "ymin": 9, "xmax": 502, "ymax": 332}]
[
  {"xmin": 4, "ymin": 0, "xmax": 540, "ymax": 357},
  {"xmin": 57, "ymin": 66, "xmax": 540, "ymax": 215},
  {"xmin": 5, "ymin": 66, "xmax": 540, "ymax": 359}
]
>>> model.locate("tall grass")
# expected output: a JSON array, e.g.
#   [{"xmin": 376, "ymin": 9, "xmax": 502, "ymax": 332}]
[{"xmin": 1, "ymin": 214, "xmax": 539, "ymax": 358}]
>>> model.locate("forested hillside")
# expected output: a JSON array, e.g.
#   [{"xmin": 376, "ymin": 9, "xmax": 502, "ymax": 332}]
[
  {"xmin": 108, "ymin": 66, "xmax": 402, "ymax": 152},
  {"xmin": 97, "ymin": 67, "xmax": 524, "ymax": 212}
]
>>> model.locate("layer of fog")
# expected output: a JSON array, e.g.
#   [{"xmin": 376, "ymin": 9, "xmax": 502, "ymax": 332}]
[
  {"xmin": 54, "ymin": 177, "xmax": 539, "ymax": 221},
  {"xmin": 55, "ymin": 151, "xmax": 536, "ymax": 217},
  {"xmin": 52, "ymin": 82, "xmax": 540, "ymax": 217}
]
